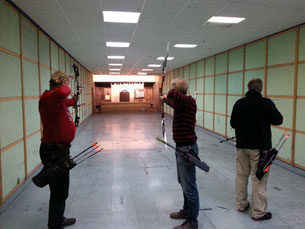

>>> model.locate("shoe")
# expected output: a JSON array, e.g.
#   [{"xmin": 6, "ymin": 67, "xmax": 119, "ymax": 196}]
[
  {"xmin": 170, "ymin": 210, "xmax": 186, "ymax": 219},
  {"xmin": 63, "ymin": 217, "xmax": 76, "ymax": 227},
  {"xmin": 238, "ymin": 203, "xmax": 250, "ymax": 213},
  {"xmin": 174, "ymin": 220, "xmax": 198, "ymax": 229},
  {"xmin": 252, "ymin": 212, "xmax": 272, "ymax": 221}
]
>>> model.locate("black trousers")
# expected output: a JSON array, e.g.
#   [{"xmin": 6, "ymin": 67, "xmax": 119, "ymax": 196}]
[{"xmin": 40, "ymin": 143, "xmax": 70, "ymax": 229}]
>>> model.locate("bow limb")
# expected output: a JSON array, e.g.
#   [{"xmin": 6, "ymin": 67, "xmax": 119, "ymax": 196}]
[
  {"xmin": 160, "ymin": 42, "xmax": 170, "ymax": 146},
  {"xmin": 73, "ymin": 63, "xmax": 80, "ymax": 127}
]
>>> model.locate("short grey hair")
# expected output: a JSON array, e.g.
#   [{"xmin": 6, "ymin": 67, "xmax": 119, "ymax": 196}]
[
  {"xmin": 171, "ymin": 78, "xmax": 188, "ymax": 93},
  {"xmin": 248, "ymin": 78, "xmax": 263, "ymax": 93}
]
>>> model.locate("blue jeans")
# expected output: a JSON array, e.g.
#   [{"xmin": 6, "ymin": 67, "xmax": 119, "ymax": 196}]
[{"xmin": 176, "ymin": 143, "xmax": 199, "ymax": 226}]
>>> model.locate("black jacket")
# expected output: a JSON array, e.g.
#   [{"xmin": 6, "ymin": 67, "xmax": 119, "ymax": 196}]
[{"xmin": 230, "ymin": 90, "xmax": 283, "ymax": 150}]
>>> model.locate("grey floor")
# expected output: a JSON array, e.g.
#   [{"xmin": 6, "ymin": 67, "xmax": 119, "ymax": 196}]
[{"xmin": 0, "ymin": 112, "xmax": 305, "ymax": 229}]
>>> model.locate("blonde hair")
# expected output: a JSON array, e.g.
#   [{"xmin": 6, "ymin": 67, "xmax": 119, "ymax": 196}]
[
  {"xmin": 50, "ymin": 70, "xmax": 71, "ymax": 86},
  {"xmin": 171, "ymin": 78, "xmax": 188, "ymax": 93}
]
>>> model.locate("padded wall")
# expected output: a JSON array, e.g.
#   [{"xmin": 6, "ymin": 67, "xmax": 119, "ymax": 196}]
[
  {"xmin": 164, "ymin": 25, "xmax": 305, "ymax": 170},
  {"xmin": 0, "ymin": 0, "xmax": 93, "ymax": 204}
]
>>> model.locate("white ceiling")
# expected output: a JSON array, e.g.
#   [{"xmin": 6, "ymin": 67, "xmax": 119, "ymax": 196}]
[{"xmin": 12, "ymin": 0, "xmax": 305, "ymax": 75}]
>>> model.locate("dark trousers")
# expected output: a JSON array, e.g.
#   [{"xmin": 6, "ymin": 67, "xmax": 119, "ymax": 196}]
[
  {"xmin": 40, "ymin": 143, "xmax": 70, "ymax": 229},
  {"xmin": 176, "ymin": 143, "xmax": 199, "ymax": 226}
]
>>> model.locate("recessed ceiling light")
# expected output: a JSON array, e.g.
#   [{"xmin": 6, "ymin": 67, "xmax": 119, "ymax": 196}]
[
  {"xmin": 109, "ymin": 72, "xmax": 120, "ymax": 74},
  {"xmin": 207, "ymin": 16, "xmax": 245, "ymax": 24},
  {"xmin": 138, "ymin": 72, "xmax": 147, "ymax": 75},
  {"xmin": 109, "ymin": 68, "xmax": 121, "ymax": 71},
  {"xmin": 109, "ymin": 63, "xmax": 122, "ymax": 66},
  {"xmin": 106, "ymin": 42, "xmax": 130, "ymax": 47},
  {"xmin": 157, "ymin": 57, "xmax": 175, "ymax": 60},
  {"xmin": 142, "ymin": 69, "xmax": 153, "ymax": 71},
  {"xmin": 148, "ymin": 64, "xmax": 161, "ymax": 67},
  {"xmin": 103, "ymin": 11, "xmax": 141, "ymax": 23},
  {"xmin": 107, "ymin": 56, "xmax": 125, "ymax": 59},
  {"xmin": 174, "ymin": 44, "xmax": 197, "ymax": 48}
]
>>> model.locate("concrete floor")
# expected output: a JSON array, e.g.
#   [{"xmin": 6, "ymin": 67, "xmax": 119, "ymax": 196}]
[{"xmin": 0, "ymin": 112, "xmax": 305, "ymax": 229}]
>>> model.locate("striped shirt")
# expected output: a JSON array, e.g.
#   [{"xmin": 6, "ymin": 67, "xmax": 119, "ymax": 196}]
[{"xmin": 164, "ymin": 89, "xmax": 197, "ymax": 146}]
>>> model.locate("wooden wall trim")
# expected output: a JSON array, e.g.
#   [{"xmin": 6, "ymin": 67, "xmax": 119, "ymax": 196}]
[
  {"xmin": 225, "ymin": 51, "xmax": 229, "ymax": 137},
  {"xmin": 19, "ymin": 14, "xmax": 28, "ymax": 179},
  {"xmin": 291, "ymin": 27, "xmax": 300, "ymax": 165},
  {"xmin": 0, "ymin": 47, "xmax": 20, "ymax": 57}
]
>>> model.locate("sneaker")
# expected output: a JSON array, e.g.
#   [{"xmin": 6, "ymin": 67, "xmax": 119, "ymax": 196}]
[
  {"xmin": 170, "ymin": 210, "xmax": 186, "ymax": 220},
  {"xmin": 174, "ymin": 220, "xmax": 198, "ymax": 229},
  {"xmin": 63, "ymin": 217, "xmax": 76, "ymax": 227},
  {"xmin": 252, "ymin": 212, "xmax": 272, "ymax": 221},
  {"xmin": 238, "ymin": 203, "xmax": 250, "ymax": 213}
]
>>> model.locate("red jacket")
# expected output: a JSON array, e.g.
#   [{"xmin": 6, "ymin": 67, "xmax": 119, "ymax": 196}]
[{"xmin": 39, "ymin": 85, "xmax": 76, "ymax": 144}]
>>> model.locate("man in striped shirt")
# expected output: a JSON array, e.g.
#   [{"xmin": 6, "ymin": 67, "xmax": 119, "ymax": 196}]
[{"xmin": 161, "ymin": 78, "xmax": 199, "ymax": 229}]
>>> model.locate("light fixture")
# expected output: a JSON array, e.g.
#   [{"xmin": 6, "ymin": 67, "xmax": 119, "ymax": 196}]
[
  {"xmin": 109, "ymin": 63, "xmax": 122, "ymax": 66},
  {"xmin": 103, "ymin": 11, "xmax": 141, "ymax": 23},
  {"xmin": 174, "ymin": 44, "xmax": 197, "ymax": 48},
  {"xmin": 107, "ymin": 56, "xmax": 125, "ymax": 59},
  {"xmin": 109, "ymin": 72, "xmax": 120, "ymax": 74},
  {"xmin": 207, "ymin": 16, "xmax": 245, "ymax": 24},
  {"xmin": 138, "ymin": 72, "xmax": 147, "ymax": 75},
  {"xmin": 148, "ymin": 64, "xmax": 161, "ymax": 67},
  {"xmin": 157, "ymin": 57, "xmax": 175, "ymax": 60},
  {"xmin": 106, "ymin": 42, "xmax": 130, "ymax": 47},
  {"xmin": 142, "ymin": 69, "xmax": 153, "ymax": 71},
  {"xmin": 109, "ymin": 68, "xmax": 121, "ymax": 71}
]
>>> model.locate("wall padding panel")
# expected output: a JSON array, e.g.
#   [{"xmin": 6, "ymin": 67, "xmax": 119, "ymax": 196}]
[
  {"xmin": 295, "ymin": 134, "xmax": 305, "ymax": 167},
  {"xmin": 39, "ymin": 33, "xmax": 50, "ymax": 67},
  {"xmin": 25, "ymin": 99, "xmax": 40, "ymax": 135},
  {"xmin": 1, "ymin": 143, "xmax": 25, "ymax": 197},
  {"xmin": 196, "ymin": 60, "xmax": 204, "ymax": 77},
  {"xmin": 267, "ymin": 66, "xmax": 294, "ymax": 96},
  {"xmin": 0, "ymin": 52, "xmax": 22, "ymax": 97},
  {"xmin": 26, "ymin": 133, "xmax": 41, "ymax": 173},
  {"xmin": 23, "ymin": 60, "xmax": 39, "ymax": 96},
  {"xmin": 196, "ymin": 110, "xmax": 203, "ymax": 127},
  {"xmin": 205, "ymin": 57, "xmax": 214, "ymax": 76},
  {"xmin": 22, "ymin": 19, "xmax": 37, "ymax": 61},
  {"xmin": 0, "ymin": 1, "xmax": 20, "ymax": 53},
  {"xmin": 183, "ymin": 65, "xmax": 189, "ymax": 80},
  {"xmin": 216, "ymin": 53, "xmax": 227, "ymax": 74},
  {"xmin": 229, "ymin": 48, "xmax": 243, "ymax": 72},
  {"xmin": 204, "ymin": 112, "xmax": 213, "ymax": 131},
  {"xmin": 196, "ymin": 78, "xmax": 204, "ymax": 93},
  {"xmin": 0, "ymin": 100, "xmax": 24, "ymax": 147},
  {"xmin": 299, "ymin": 27, "xmax": 305, "ymax": 61},
  {"xmin": 190, "ymin": 63, "xmax": 196, "ymax": 78},
  {"xmin": 268, "ymin": 31, "xmax": 296, "ymax": 66},
  {"xmin": 245, "ymin": 41, "xmax": 265, "ymax": 69}
]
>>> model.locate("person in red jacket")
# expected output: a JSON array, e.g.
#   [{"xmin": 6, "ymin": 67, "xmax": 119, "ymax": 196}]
[
  {"xmin": 39, "ymin": 70, "xmax": 76, "ymax": 229},
  {"xmin": 160, "ymin": 78, "xmax": 199, "ymax": 229}
]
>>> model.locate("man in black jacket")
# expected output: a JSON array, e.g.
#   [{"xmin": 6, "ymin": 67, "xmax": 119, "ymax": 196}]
[{"xmin": 230, "ymin": 78, "xmax": 283, "ymax": 221}]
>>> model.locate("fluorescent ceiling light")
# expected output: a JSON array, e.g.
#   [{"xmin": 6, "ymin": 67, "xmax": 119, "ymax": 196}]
[
  {"xmin": 174, "ymin": 44, "xmax": 197, "ymax": 48},
  {"xmin": 106, "ymin": 42, "xmax": 130, "ymax": 47},
  {"xmin": 109, "ymin": 68, "xmax": 121, "ymax": 71},
  {"xmin": 142, "ymin": 69, "xmax": 153, "ymax": 71},
  {"xmin": 109, "ymin": 72, "xmax": 120, "ymax": 74},
  {"xmin": 138, "ymin": 72, "xmax": 147, "ymax": 75},
  {"xmin": 148, "ymin": 64, "xmax": 161, "ymax": 67},
  {"xmin": 207, "ymin": 16, "xmax": 245, "ymax": 24},
  {"xmin": 103, "ymin": 11, "xmax": 140, "ymax": 23},
  {"xmin": 107, "ymin": 56, "xmax": 125, "ymax": 59},
  {"xmin": 157, "ymin": 57, "xmax": 175, "ymax": 60},
  {"xmin": 109, "ymin": 63, "xmax": 122, "ymax": 66}
]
